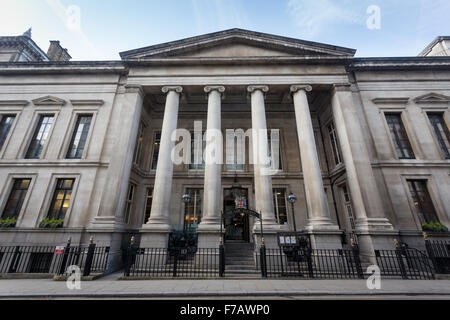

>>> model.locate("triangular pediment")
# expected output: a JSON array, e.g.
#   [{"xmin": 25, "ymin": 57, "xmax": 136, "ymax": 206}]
[
  {"xmin": 120, "ymin": 29, "xmax": 356, "ymax": 59},
  {"xmin": 32, "ymin": 95, "xmax": 66, "ymax": 106},
  {"xmin": 413, "ymin": 93, "xmax": 450, "ymax": 104}
]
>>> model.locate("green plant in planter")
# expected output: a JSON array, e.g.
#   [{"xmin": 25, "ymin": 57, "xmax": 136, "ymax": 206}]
[
  {"xmin": 0, "ymin": 217, "xmax": 17, "ymax": 228},
  {"xmin": 39, "ymin": 217, "xmax": 64, "ymax": 228},
  {"xmin": 421, "ymin": 221, "xmax": 449, "ymax": 233}
]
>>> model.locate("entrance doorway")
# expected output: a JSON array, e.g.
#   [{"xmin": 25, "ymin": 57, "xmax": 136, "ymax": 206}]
[{"xmin": 223, "ymin": 188, "xmax": 249, "ymax": 242}]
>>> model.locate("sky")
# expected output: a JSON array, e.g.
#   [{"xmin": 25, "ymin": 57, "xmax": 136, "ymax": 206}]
[{"xmin": 0, "ymin": 0, "xmax": 449, "ymax": 60}]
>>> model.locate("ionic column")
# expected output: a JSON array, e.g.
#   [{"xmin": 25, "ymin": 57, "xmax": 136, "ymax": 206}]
[
  {"xmin": 198, "ymin": 86, "xmax": 225, "ymax": 229},
  {"xmin": 290, "ymin": 85, "xmax": 337, "ymax": 230},
  {"xmin": 247, "ymin": 85, "xmax": 277, "ymax": 226},
  {"xmin": 145, "ymin": 86, "xmax": 183, "ymax": 230}
]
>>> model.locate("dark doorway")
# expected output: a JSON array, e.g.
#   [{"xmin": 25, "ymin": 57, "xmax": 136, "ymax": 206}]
[{"xmin": 223, "ymin": 188, "xmax": 249, "ymax": 242}]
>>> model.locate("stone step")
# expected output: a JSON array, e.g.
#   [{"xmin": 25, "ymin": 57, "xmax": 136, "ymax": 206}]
[
  {"xmin": 225, "ymin": 265, "xmax": 257, "ymax": 271},
  {"xmin": 225, "ymin": 260, "xmax": 255, "ymax": 266}
]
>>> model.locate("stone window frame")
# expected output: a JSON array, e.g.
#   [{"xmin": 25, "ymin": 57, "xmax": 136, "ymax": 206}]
[
  {"xmin": 142, "ymin": 185, "xmax": 153, "ymax": 225},
  {"xmin": 322, "ymin": 116, "xmax": 344, "ymax": 170},
  {"xmin": 400, "ymin": 173, "xmax": 447, "ymax": 230},
  {"xmin": 36, "ymin": 173, "xmax": 80, "ymax": 228},
  {"xmin": 336, "ymin": 181, "xmax": 356, "ymax": 233},
  {"xmin": 272, "ymin": 186, "xmax": 289, "ymax": 226},
  {"xmin": 123, "ymin": 181, "xmax": 137, "ymax": 225},
  {"xmin": 0, "ymin": 108, "xmax": 23, "ymax": 159},
  {"xmin": 420, "ymin": 106, "xmax": 450, "ymax": 160},
  {"xmin": 18, "ymin": 108, "xmax": 60, "ymax": 160},
  {"xmin": 59, "ymin": 108, "xmax": 98, "ymax": 160},
  {"xmin": 379, "ymin": 106, "xmax": 422, "ymax": 160},
  {"xmin": 150, "ymin": 129, "xmax": 161, "ymax": 171},
  {"xmin": 0, "ymin": 173, "xmax": 37, "ymax": 226}
]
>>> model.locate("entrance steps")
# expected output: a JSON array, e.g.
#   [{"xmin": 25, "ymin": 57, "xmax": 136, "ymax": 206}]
[{"xmin": 224, "ymin": 241, "xmax": 260, "ymax": 277}]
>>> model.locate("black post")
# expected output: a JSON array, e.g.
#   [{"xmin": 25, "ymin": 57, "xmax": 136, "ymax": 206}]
[
  {"xmin": 124, "ymin": 236, "xmax": 135, "ymax": 277},
  {"xmin": 260, "ymin": 241, "xmax": 267, "ymax": 278},
  {"xmin": 394, "ymin": 240, "xmax": 408, "ymax": 279},
  {"xmin": 351, "ymin": 239, "xmax": 364, "ymax": 279},
  {"xmin": 424, "ymin": 233, "xmax": 440, "ymax": 274},
  {"xmin": 290, "ymin": 202, "xmax": 297, "ymax": 233},
  {"xmin": 83, "ymin": 236, "xmax": 96, "ymax": 276},
  {"xmin": 58, "ymin": 238, "xmax": 71, "ymax": 275},
  {"xmin": 219, "ymin": 240, "xmax": 225, "ymax": 277},
  {"xmin": 306, "ymin": 246, "xmax": 314, "ymax": 278}
]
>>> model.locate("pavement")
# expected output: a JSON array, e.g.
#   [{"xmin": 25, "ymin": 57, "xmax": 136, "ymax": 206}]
[{"xmin": 0, "ymin": 273, "xmax": 449, "ymax": 299}]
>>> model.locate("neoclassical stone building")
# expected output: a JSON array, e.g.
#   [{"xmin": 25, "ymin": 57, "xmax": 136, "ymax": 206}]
[{"xmin": 0, "ymin": 29, "xmax": 449, "ymax": 269}]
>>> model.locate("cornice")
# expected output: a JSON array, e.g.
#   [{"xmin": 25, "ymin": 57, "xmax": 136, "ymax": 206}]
[{"xmin": 0, "ymin": 100, "xmax": 29, "ymax": 106}]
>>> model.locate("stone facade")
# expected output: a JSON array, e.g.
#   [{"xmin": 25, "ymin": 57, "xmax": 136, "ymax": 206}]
[{"xmin": 0, "ymin": 29, "xmax": 449, "ymax": 271}]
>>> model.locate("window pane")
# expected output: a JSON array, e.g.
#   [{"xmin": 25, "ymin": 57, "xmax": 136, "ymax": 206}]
[
  {"xmin": 185, "ymin": 188, "xmax": 203, "ymax": 227},
  {"xmin": 0, "ymin": 114, "xmax": 16, "ymax": 151},
  {"xmin": 328, "ymin": 122, "xmax": 342, "ymax": 165},
  {"xmin": 428, "ymin": 113, "xmax": 450, "ymax": 159},
  {"xmin": 46, "ymin": 178, "xmax": 74, "ymax": 220},
  {"xmin": 1, "ymin": 178, "xmax": 31, "ymax": 219},
  {"xmin": 26, "ymin": 115, "xmax": 54, "ymax": 159},
  {"xmin": 385, "ymin": 113, "xmax": 415, "ymax": 159},
  {"xmin": 407, "ymin": 180, "xmax": 439, "ymax": 224},
  {"xmin": 144, "ymin": 187, "xmax": 153, "ymax": 224},
  {"xmin": 133, "ymin": 122, "xmax": 145, "ymax": 165},
  {"xmin": 67, "ymin": 115, "xmax": 92, "ymax": 159},
  {"xmin": 268, "ymin": 130, "xmax": 282, "ymax": 170},
  {"xmin": 151, "ymin": 132, "xmax": 161, "ymax": 170},
  {"xmin": 190, "ymin": 131, "xmax": 205, "ymax": 169},
  {"xmin": 273, "ymin": 188, "xmax": 287, "ymax": 225}
]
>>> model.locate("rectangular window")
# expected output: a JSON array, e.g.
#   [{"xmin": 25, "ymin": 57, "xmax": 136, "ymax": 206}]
[
  {"xmin": 0, "ymin": 114, "xmax": 16, "ymax": 151},
  {"xmin": 385, "ymin": 113, "xmax": 415, "ymax": 159},
  {"xmin": 66, "ymin": 114, "xmax": 92, "ymax": 159},
  {"xmin": 328, "ymin": 122, "xmax": 342, "ymax": 165},
  {"xmin": 1, "ymin": 178, "xmax": 31, "ymax": 219},
  {"xmin": 151, "ymin": 131, "xmax": 161, "ymax": 170},
  {"xmin": 272, "ymin": 188, "xmax": 288, "ymax": 225},
  {"xmin": 133, "ymin": 122, "xmax": 145, "ymax": 165},
  {"xmin": 184, "ymin": 188, "xmax": 203, "ymax": 228},
  {"xmin": 26, "ymin": 114, "xmax": 54, "ymax": 159},
  {"xmin": 144, "ymin": 187, "xmax": 153, "ymax": 224},
  {"xmin": 428, "ymin": 113, "xmax": 450, "ymax": 159},
  {"xmin": 47, "ymin": 178, "xmax": 74, "ymax": 221},
  {"xmin": 225, "ymin": 130, "xmax": 245, "ymax": 171},
  {"xmin": 268, "ymin": 130, "xmax": 282, "ymax": 170},
  {"xmin": 124, "ymin": 184, "xmax": 135, "ymax": 224},
  {"xmin": 407, "ymin": 180, "xmax": 439, "ymax": 224},
  {"xmin": 190, "ymin": 131, "xmax": 205, "ymax": 170},
  {"xmin": 342, "ymin": 185, "xmax": 356, "ymax": 231}
]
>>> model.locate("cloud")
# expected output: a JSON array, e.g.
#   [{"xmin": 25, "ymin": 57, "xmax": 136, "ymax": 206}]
[{"xmin": 287, "ymin": 0, "xmax": 364, "ymax": 37}]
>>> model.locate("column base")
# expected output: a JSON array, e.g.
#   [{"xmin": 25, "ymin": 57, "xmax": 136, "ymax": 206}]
[
  {"xmin": 252, "ymin": 223, "xmax": 288, "ymax": 249},
  {"xmin": 88, "ymin": 216, "xmax": 127, "ymax": 231},
  {"xmin": 139, "ymin": 223, "xmax": 171, "ymax": 248},
  {"xmin": 304, "ymin": 217, "xmax": 340, "ymax": 231},
  {"xmin": 305, "ymin": 229, "xmax": 344, "ymax": 250}
]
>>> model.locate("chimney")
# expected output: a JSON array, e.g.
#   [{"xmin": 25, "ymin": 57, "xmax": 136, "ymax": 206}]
[{"xmin": 47, "ymin": 40, "xmax": 72, "ymax": 62}]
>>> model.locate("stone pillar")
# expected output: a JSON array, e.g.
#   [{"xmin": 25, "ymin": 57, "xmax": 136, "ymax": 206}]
[
  {"xmin": 290, "ymin": 85, "xmax": 341, "ymax": 249},
  {"xmin": 331, "ymin": 84, "xmax": 395, "ymax": 261},
  {"xmin": 247, "ymin": 85, "xmax": 279, "ymax": 248},
  {"xmin": 88, "ymin": 84, "xmax": 144, "ymax": 272},
  {"xmin": 141, "ymin": 86, "xmax": 183, "ymax": 247},
  {"xmin": 197, "ymin": 86, "xmax": 225, "ymax": 248}
]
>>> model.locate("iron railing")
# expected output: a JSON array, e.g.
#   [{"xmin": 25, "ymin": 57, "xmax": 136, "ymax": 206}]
[
  {"xmin": 256, "ymin": 247, "xmax": 364, "ymax": 279},
  {"xmin": 123, "ymin": 247, "xmax": 220, "ymax": 278},
  {"xmin": 425, "ymin": 239, "xmax": 450, "ymax": 274},
  {"xmin": 0, "ymin": 244, "xmax": 110, "ymax": 276},
  {"xmin": 374, "ymin": 248, "xmax": 434, "ymax": 280}
]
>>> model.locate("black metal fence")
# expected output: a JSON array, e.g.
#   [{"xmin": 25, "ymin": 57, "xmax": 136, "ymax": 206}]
[
  {"xmin": 123, "ymin": 247, "xmax": 220, "ymax": 278},
  {"xmin": 374, "ymin": 248, "xmax": 434, "ymax": 280},
  {"xmin": 256, "ymin": 247, "xmax": 364, "ymax": 279},
  {"xmin": 0, "ymin": 244, "xmax": 110, "ymax": 276},
  {"xmin": 425, "ymin": 240, "xmax": 450, "ymax": 274}
]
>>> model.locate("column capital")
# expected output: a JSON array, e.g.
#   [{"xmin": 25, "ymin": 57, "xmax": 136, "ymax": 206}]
[
  {"xmin": 290, "ymin": 84, "xmax": 312, "ymax": 94},
  {"xmin": 247, "ymin": 85, "xmax": 269, "ymax": 93},
  {"xmin": 162, "ymin": 86, "xmax": 183, "ymax": 94},
  {"xmin": 204, "ymin": 85, "xmax": 225, "ymax": 94}
]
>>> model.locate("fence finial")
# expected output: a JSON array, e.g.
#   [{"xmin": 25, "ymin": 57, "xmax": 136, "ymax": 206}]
[
  {"xmin": 67, "ymin": 237, "xmax": 72, "ymax": 244},
  {"xmin": 130, "ymin": 236, "xmax": 135, "ymax": 245},
  {"xmin": 219, "ymin": 237, "xmax": 223, "ymax": 245},
  {"xmin": 423, "ymin": 232, "xmax": 428, "ymax": 241},
  {"xmin": 261, "ymin": 237, "xmax": 265, "ymax": 246},
  {"xmin": 90, "ymin": 236, "xmax": 94, "ymax": 244},
  {"xmin": 350, "ymin": 237, "xmax": 355, "ymax": 247},
  {"xmin": 393, "ymin": 239, "xmax": 399, "ymax": 247}
]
